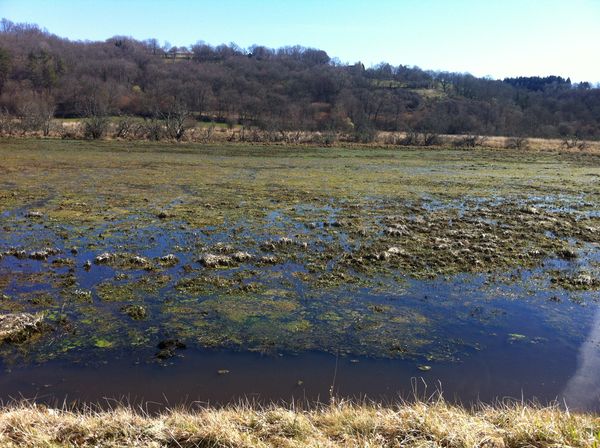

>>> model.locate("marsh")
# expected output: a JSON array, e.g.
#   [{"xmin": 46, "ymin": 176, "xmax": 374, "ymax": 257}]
[{"xmin": 0, "ymin": 139, "xmax": 599, "ymax": 410}]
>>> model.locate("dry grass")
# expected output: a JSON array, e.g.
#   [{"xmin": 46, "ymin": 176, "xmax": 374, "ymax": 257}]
[
  {"xmin": 7, "ymin": 123, "xmax": 600, "ymax": 154},
  {"xmin": 0, "ymin": 398, "xmax": 597, "ymax": 447},
  {"xmin": 379, "ymin": 132, "xmax": 600, "ymax": 154},
  {"xmin": 0, "ymin": 313, "xmax": 44, "ymax": 343}
]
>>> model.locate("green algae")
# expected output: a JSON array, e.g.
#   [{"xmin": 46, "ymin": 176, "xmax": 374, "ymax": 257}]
[
  {"xmin": 96, "ymin": 282, "xmax": 141, "ymax": 303},
  {"xmin": 0, "ymin": 139, "xmax": 599, "ymax": 364},
  {"xmin": 94, "ymin": 338, "xmax": 114, "ymax": 348},
  {"xmin": 122, "ymin": 304, "xmax": 148, "ymax": 320}
]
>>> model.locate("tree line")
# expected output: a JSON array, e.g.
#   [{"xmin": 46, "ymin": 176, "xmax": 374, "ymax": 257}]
[{"xmin": 1, "ymin": 18, "xmax": 599, "ymax": 141}]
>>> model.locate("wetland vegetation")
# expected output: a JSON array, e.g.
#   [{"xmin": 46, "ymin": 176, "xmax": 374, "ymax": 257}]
[
  {"xmin": 2, "ymin": 5, "xmax": 600, "ymax": 446},
  {"xmin": 0, "ymin": 139, "xmax": 599, "ymax": 387}
]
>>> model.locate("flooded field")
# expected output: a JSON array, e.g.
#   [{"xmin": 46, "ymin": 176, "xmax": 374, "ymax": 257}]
[{"xmin": 0, "ymin": 139, "xmax": 599, "ymax": 410}]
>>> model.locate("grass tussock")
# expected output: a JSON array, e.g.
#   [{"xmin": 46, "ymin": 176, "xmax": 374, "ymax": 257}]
[
  {"xmin": 0, "ymin": 313, "xmax": 45, "ymax": 343},
  {"xmin": 0, "ymin": 398, "xmax": 597, "ymax": 447}
]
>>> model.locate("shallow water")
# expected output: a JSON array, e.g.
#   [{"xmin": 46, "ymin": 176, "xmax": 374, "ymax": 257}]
[
  {"xmin": 0, "ymin": 334, "xmax": 591, "ymax": 411},
  {"xmin": 1, "ymin": 141, "xmax": 599, "ymax": 411},
  {"xmin": 1, "ymin": 237, "xmax": 598, "ymax": 410}
]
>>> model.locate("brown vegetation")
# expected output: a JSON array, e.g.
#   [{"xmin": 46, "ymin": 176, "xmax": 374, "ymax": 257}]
[
  {"xmin": 3, "ymin": 120, "xmax": 600, "ymax": 154},
  {"xmin": 0, "ymin": 313, "xmax": 44, "ymax": 343},
  {"xmin": 0, "ymin": 399, "xmax": 597, "ymax": 447},
  {"xmin": 1, "ymin": 19, "xmax": 599, "ymax": 142}
]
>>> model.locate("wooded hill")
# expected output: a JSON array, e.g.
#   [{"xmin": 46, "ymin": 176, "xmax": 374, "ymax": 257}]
[{"xmin": 1, "ymin": 18, "xmax": 599, "ymax": 140}]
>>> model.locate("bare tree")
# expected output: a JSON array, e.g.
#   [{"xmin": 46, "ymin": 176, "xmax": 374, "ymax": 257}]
[
  {"xmin": 0, "ymin": 107, "xmax": 16, "ymax": 136},
  {"xmin": 142, "ymin": 117, "xmax": 164, "ymax": 141},
  {"xmin": 1, "ymin": 19, "xmax": 600, "ymax": 141},
  {"xmin": 198, "ymin": 123, "xmax": 216, "ymax": 143},
  {"xmin": 113, "ymin": 116, "xmax": 136, "ymax": 139},
  {"xmin": 562, "ymin": 136, "xmax": 588, "ymax": 150},
  {"xmin": 163, "ymin": 101, "xmax": 191, "ymax": 141},
  {"xmin": 79, "ymin": 88, "xmax": 110, "ymax": 139},
  {"xmin": 17, "ymin": 91, "xmax": 55, "ymax": 135},
  {"xmin": 0, "ymin": 46, "xmax": 10, "ymax": 95}
]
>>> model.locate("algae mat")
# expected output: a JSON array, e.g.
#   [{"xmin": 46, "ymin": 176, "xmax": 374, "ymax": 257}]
[{"xmin": 0, "ymin": 139, "xmax": 599, "ymax": 408}]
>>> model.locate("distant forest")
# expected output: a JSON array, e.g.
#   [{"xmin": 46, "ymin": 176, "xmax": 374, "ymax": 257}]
[{"xmin": 1, "ymin": 19, "xmax": 599, "ymax": 140}]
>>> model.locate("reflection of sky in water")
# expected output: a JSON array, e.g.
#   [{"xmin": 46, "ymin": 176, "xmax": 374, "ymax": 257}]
[
  {"xmin": 1, "ymin": 198, "xmax": 600, "ymax": 409},
  {"xmin": 563, "ymin": 305, "xmax": 600, "ymax": 411}
]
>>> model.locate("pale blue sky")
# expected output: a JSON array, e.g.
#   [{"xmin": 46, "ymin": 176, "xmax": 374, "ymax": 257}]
[{"xmin": 2, "ymin": 0, "xmax": 599, "ymax": 81}]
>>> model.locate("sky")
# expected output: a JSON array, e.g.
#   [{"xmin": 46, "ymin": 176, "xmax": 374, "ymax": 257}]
[{"xmin": 2, "ymin": 0, "xmax": 600, "ymax": 82}]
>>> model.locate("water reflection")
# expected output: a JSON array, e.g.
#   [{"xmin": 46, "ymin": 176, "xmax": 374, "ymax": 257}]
[{"xmin": 563, "ymin": 305, "xmax": 600, "ymax": 411}]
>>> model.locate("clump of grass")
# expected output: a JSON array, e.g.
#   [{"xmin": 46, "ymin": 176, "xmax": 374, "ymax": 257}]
[
  {"xmin": 0, "ymin": 313, "xmax": 44, "ymax": 343},
  {"xmin": 0, "ymin": 397, "xmax": 596, "ymax": 447}
]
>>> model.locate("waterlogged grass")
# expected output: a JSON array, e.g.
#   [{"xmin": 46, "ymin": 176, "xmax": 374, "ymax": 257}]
[{"xmin": 0, "ymin": 138, "xmax": 599, "ymax": 365}]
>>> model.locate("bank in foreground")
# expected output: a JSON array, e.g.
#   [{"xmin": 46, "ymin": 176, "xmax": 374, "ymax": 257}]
[{"xmin": 0, "ymin": 400, "xmax": 598, "ymax": 447}]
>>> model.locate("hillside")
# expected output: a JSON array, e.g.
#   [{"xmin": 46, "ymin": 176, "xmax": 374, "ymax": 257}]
[{"xmin": 0, "ymin": 18, "xmax": 599, "ymax": 141}]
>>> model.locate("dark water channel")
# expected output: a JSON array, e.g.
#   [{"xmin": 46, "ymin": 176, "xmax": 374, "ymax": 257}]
[{"xmin": 0, "ymin": 332, "xmax": 594, "ymax": 411}]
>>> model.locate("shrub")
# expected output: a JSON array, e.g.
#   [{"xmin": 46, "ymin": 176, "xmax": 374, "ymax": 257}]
[
  {"xmin": 422, "ymin": 132, "xmax": 441, "ymax": 146},
  {"xmin": 352, "ymin": 124, "xmax": 377, "ymax": 143},
  {"xmin": 142, "ymin": 118, "xmax": 164, "ymax": 141},
  {"xmin": 562, "ymin": 137, "xmax": 589, "ymax": 151},
  {"xmin": 453, "ymin": 135, "xmax": 488, "ymax": 148},
  {"xmin": 396, "ymin": 131, "xmax": 442, "ymax": 147},
  {"xmin": 505, "ymin": 136, "xmax": 529, "ymax": 150},
  {"xmin": 399, "ymin": 131, "xmax": 421, "ymax": 146},
  {"xmin": 0, "ymin": 109, "xmax": 16, "ymax": 136},
  {"xmin": 312, "ymin": 131, "xmax": 337, "ymax": 146},
  {"xmin": 113, "ymin": 116, "xmax": 136, "ymax": 139},
  {"xmin": 83, "ymin": 115, "xmax": 108, "ymax": 139},
  {"xmin": 59, "ymin": 123, "xmax": 81, "ymax": 139}
]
